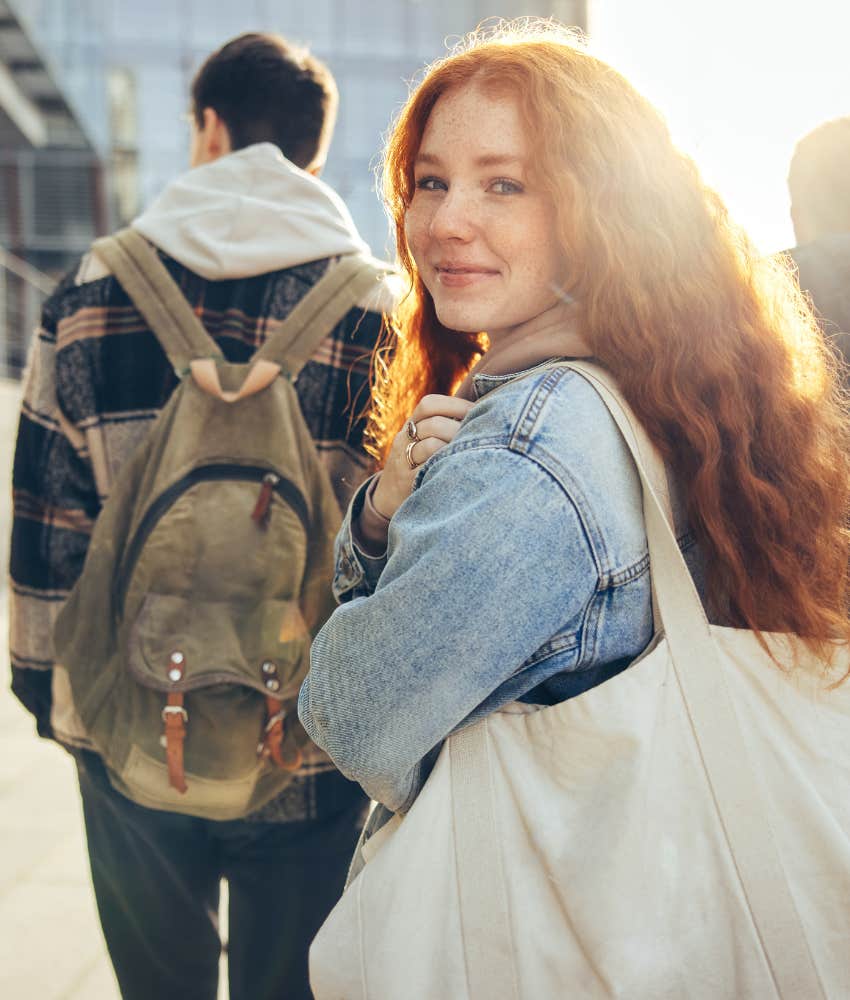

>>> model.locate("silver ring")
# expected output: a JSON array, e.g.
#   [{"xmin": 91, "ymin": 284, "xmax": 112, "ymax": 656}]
[
  {"xmin": 405, "ymin": 440, "xmax": 420, "ymax": 470},
  {"xmin": 405, "ymin": 418, "xmax": 420, "ymax": 442}
]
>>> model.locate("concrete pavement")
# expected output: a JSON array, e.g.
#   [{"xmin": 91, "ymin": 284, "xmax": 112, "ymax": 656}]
[
  {"xmin": 0, "ymin": 378, "xmax": 228, "ymax": 999},
  {"xmin": 0, "ymin": 376, "xmax": 120, "ymax": 999},
  {"xmin": 0, "ymin": 665, "xmax": 119, "ymax": 999}
]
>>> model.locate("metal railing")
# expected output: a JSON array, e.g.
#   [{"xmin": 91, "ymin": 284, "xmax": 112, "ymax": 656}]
[
  {"xmin": 0, "ymin": 147, "xmax": 108, "ymax": 377},
  {"xmin": 0, "ymin": 250, "xmax": 54, "ymax": 378}
]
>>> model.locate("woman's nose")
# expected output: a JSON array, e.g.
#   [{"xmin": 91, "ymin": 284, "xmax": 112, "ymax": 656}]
[{"xmin": 429, "ymin": 189, "xmax": 476, "ymax": 241}]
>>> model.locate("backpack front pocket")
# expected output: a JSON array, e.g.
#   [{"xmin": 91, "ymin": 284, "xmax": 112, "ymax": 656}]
[{"xmin": 118, "ymin": 463, "xmax": 310, "ymax": 615}]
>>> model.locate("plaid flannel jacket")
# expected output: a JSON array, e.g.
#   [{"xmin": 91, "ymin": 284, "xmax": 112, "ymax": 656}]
[{"xmin": 10, "ymin": 250, "xmax": 388, "ymax": 822}]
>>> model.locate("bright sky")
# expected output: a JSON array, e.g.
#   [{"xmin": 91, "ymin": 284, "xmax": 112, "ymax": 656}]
[{"xmin": 589, "ymin": 0, "xmax": 850, "ymax": 253}]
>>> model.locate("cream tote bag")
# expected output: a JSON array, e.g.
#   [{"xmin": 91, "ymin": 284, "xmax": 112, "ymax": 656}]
[{"xmin": 309, "ymin": 362, "xmax": 850, "ymax": 1000}]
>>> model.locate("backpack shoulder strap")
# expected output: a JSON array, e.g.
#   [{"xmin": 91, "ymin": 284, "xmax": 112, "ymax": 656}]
[
  {"xmin": 92, "ymin": 227, "xmax": 224, "ymax": 376},
  {"xmin": 254, "ymin": 254, "xmax": 393, "ymax": 380}
]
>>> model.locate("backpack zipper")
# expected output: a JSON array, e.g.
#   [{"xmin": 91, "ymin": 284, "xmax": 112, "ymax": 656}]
[
  {"xmin": 252, "ymin": 472, "xmax": 280, "ymax": 528},
  {"xmin": 118, "ymin": 463, "xmax": 309, "ymax": 614}
]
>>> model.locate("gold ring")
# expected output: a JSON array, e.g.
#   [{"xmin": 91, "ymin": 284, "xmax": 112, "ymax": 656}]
[
  {"xmin": 405, "ymin": 440, "xmax": 419, "ymax": 470},
  {"xmin": 405, "ymin": 418, "xmax": 420, "ymax": 442}
]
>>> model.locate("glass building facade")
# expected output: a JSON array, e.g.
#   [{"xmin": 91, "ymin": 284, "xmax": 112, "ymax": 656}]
[
  {"xmin": 0, "ymin": 0, "xmax": 110, "ymax": 374},
  {"xmin": 104, "ymin": 0, "xmax": 587, "ymax": 254},
  {"xmin": 0, "ymin": 1, "xmax": 586, "ymax": 373}
]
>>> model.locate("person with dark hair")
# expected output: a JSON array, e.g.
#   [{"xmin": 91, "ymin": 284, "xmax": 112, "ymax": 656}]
[
  {"xmin": 787, "ymin": 116, "xmax": 850, "ymax": 359},
  {"xmin": 190, "ymin": 32, "xmax": 338, "ymax": 171},
  {"xmin": 9, "ymin": 31, "xmax": 395, "ymax": 1000}
]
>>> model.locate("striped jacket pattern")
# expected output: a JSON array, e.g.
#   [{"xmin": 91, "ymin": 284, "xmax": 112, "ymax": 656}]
[{"xmin": 10, "ymin": 250, "xmax": 389, "ymax": 822}]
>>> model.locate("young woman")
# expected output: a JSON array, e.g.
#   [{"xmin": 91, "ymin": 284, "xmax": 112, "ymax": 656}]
[{"xmin": 298, "ymin": 21, "xmax": 850, "ymax": 842}]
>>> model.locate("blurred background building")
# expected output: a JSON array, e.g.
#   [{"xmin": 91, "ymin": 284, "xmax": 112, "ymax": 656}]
[
  {"xmin": 0, "ymin": 0, "xmax": 108, "ymax": 375},
  {"xmin": 0, "ymin": 0, "xmax": 587, "ymax": 378}
]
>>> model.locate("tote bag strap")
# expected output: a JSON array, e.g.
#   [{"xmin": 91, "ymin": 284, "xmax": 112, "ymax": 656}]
[
  {"xmin": 451, "ymin": 360, "xmax": 824, "ymax": 1000},
  {"xmin": 563, "ymin": 361, "xmax": 824, "ymax": 997},
  {"xmin": 450, "ymin": 726, "xmax": 521, "ymax": 1000}
]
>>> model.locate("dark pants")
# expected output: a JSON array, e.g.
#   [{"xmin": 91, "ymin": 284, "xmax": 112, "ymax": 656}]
[{"xmin": 75, "ymin": 750, "xmax": 367, "ymax": 1000}]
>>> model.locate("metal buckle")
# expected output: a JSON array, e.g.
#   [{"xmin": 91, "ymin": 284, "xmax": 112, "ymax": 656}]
[{"xmin": 162, "ymin": 705, "xmax": 188, "ymax": 722}]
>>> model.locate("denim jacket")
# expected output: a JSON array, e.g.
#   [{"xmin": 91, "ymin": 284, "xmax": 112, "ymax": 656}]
[{"xmin": 298, "ymin": 362, "xmax": 702, "ymax": 815}]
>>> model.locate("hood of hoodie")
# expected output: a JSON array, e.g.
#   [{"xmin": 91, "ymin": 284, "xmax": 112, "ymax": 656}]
[{"xmin": 131, "ymin": 143, "xmax": 370, "ymax": 281}]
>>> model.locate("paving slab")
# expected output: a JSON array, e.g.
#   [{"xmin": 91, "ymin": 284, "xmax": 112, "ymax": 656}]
[
  {"xmin": 0, "ymin": 378, "xmax": 119, "ymax": 999},
  {"xmin": 0, "ymin": 376, "xmax": 229, "ymax": 998}
]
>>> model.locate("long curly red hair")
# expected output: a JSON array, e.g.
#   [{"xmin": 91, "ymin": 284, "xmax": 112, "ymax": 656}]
[{"xmin": 368, "ymin": 21, "xmax": 850, "ymax": 651}]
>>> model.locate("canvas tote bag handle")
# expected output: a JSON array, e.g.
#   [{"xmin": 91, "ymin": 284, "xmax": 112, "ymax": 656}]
[{"xmin": 451, "ymin": 360, "xmax": 824, "ymax": 999}]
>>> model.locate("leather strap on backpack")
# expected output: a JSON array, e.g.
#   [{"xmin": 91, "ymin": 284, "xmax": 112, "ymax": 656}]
[
  {"xmin": 260, "ymin": 696, "xmax": 303, "ymax": 771},
  {"xmin": 162, "ymin": 691, "xmax": 188, "ymax": 794}
]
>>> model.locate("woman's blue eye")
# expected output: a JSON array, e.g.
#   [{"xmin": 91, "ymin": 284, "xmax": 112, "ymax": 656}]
[
  {"xmin": 491, "ymin": 178, "xmax": 523, "ymax": 194},
  {"xmin": 415, "ymin": 177, "xmax": 446, "ymax": 191}
]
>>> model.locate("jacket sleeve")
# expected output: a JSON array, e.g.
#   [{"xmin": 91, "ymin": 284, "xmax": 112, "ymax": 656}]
[
  {"xmin": 298, "ymin": 442, "xmax": 599, "ymax": 813},
  {"xmin": 9, "ymin": 303, "xmax": 100, "ymax": 738},
  {"xmin": 331, "ymin": 475, "xmax": 390, "ymax": 602}
]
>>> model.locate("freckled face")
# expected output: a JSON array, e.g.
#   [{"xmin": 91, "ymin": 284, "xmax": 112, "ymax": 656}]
[{"xmin": 404, "ymin": 84, "xmax": 564, "ymax": 339}]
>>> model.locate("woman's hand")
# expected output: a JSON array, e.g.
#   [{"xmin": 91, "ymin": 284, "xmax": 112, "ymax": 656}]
[{"xmin": 372, "ymin": 394, "xmax": 474, "ymax": 520}]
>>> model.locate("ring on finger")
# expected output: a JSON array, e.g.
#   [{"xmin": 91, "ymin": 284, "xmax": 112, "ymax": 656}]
[
  {"xmin": 405, "ymin": 418, "xmax": 420, "ymax": 442},
  {"xmin": 405, "ymin": 440, "xmax": 420, "ymax": 470}
]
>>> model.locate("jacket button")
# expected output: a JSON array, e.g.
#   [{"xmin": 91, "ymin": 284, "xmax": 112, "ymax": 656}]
[{"xmin": 265, "ymin": 677, "xmax": 281, "ymax": 692}]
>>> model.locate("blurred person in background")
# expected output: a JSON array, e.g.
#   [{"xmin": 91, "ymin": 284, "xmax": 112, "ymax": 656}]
[
  {"xmin": 787, "ymin": 116, "xmax": 850, "ymax": 357},
  {"xmin": 9, "ymin": 31, "xmax": 394, "ymax": 1000}
]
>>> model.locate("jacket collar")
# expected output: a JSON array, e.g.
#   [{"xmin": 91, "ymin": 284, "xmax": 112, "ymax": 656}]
[{"xmin": 470, "ymin": 357, "xmax": 569, "ymax": 399}]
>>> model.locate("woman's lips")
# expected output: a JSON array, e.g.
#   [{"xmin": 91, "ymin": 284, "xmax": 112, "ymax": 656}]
[{"xmin": 434, "ymin": 266, "xmax": 499, "ymax": 288}]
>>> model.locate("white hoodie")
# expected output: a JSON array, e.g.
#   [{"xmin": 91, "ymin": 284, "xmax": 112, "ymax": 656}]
[
  {"xmin": 80, "ymin": 143, "xmax": 399, "ymax": 310},
  {"xmin": 132, "ymin": 143, "xmax": 371, "ymax": 280}
]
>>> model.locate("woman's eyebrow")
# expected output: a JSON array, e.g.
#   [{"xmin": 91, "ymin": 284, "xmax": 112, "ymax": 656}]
[
  {"xmin": 473, "ymin": 154, "xmax": 525, "ymax": 168},
  {"xmin": 414, "ymin": 152, "xmax": 442, "ymax": 167}
]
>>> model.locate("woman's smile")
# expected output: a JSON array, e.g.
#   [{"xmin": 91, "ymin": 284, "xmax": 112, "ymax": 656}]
[{"xmin": 433, "ymin": 262, "xmax": 501, "ymax": 287}]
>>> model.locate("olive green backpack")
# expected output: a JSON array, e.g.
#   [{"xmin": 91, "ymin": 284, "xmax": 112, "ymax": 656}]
[{"xmin": 53, "ymin": 228, "xmax": 388, "ymax": 819}]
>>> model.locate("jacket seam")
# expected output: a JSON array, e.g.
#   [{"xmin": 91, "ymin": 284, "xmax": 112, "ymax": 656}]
[
  {"xmin": 509, "ymin": 364, "xmax": 575, "ymax": 450},
  {"xmin": 418, "ymin": 438, "xmax": 651, "ymax": 590},
  {"xmin": 510, "ymin": 631, "xmax": 581, "ymax": 674}
]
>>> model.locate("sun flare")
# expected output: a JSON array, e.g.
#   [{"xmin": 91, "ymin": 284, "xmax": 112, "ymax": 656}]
[{"xmin": 590, "ymin": 0, "xmax": 850, "ymax": 253}]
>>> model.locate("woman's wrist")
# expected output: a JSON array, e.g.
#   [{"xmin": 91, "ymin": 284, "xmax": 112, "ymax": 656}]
[
  {"xmin": 368, "ymin": 476, "xmax": 394, "ymax": 521},
  {"xmin": 354, "ymin": 475, "xmax": 392, "ymax": 556}
]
